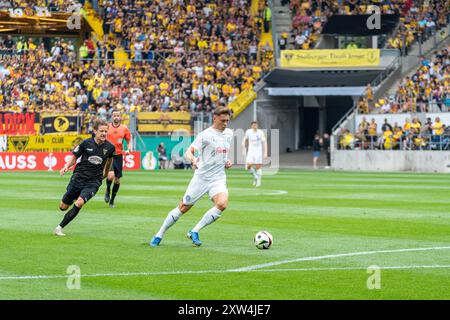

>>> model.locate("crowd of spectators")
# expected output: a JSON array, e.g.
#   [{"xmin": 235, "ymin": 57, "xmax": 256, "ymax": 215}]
[
  {"xmin": 359, "ymin": 46, "xmax": 449, "ymax": 114},
  {"xmin": 280, "ymin": 0, "xmax": 449, "ymax": 51},
  {"xmin": 386, "ymin": 0, "xmax": 449, "ymax": 54},
  {"xmin": 90, "ymin": 0, "xmax": 273, "ymax": 100},
  {"xmin": 339, "ymin": 116, "xmax": 450, "ymax": 150},
  {"xmin": 0, "ymin": 0, "xmax": 80, "ymax": 11},
  {"xmin": 0, "ymin": 0, "xmax": 274, "ymax": 130}
]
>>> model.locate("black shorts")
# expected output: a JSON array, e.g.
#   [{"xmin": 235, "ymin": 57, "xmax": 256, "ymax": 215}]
[
  {"xmin": 62, "ymin": 178, "xmax": 101, "ymax": 205},
  {"xmin": 109, "ymin": 155, "xmax": 123, "ymax": 178}
]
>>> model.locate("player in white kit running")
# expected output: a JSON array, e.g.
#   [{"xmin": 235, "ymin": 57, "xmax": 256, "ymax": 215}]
[
  {"xmin": 150, "ymin": 107, "xmax": 233, "ymax": 247},
  {"xmin": 243, "ymin": 121, "xmax": 267, "ymax": 187}
]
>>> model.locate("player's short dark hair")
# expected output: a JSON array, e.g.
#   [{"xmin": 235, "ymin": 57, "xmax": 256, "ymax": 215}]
[
  {"xmin": 93, "ymin": 119, "xmax": 109, "ymax": 130},
  {"xmin": 214, "ymin": 107, "xmax": 232, "ymax": 117},
  {"xmin": 251, "ymin": 121, "xmax": 258, "ymax": 125},
  {"xmin": 112, "ymin": 109, "xmax": 121, "ymax": 114}
]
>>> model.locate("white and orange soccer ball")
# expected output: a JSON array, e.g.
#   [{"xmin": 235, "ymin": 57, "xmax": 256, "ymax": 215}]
[{"xmin": 254, "ymin": 231, "xmax": 273, "ymax": 249}]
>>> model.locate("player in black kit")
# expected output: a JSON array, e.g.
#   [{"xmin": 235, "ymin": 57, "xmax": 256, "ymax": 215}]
[{"xmin": 53, "ymin": 119, "xmax": 116, "ymax": 236}]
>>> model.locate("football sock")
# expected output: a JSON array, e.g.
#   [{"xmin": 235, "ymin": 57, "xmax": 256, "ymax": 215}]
[
  {"xmin": 110, "ymin": 183, "xmax": 120, "ymax": 203},
  {"xmin": 256, "ymin": 168, "xmax": 262, "ymax": 180},
  {"xmin": 192, "ymin": 207, "xmax": 222, "ymax": 233},
  {"xmin": 59, "ymin": 205, "xmax": 81, "ymax": 228},
  {"xmin": 106, "ymin": 179, "xmax": 112, "ymax": 195},
  {"xmin": 156, "ymin": 207, "xmax": 183, "ymax": 238},
  {"xmin": 249, "ymin": 167, "xmax": 258, "ymax": 179}
]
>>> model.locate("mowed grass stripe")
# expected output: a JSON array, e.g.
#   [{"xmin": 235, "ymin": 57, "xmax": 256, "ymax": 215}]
[{"xmin": 1, "ymin": 170, "xmax": 449, "ymax": 299}]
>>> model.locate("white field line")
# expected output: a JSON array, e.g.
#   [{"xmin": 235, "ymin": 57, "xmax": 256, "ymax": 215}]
[
  {"xmin": 1, "ymin": 247, "xmax": 449, "ymax": 281},
  {"xmin": 1, "ymin": 265, "xmax": 450, "ymax": 281},
  {"xmin": 228, "ymin": 246, "xmax": 450, "ymax": 272}
]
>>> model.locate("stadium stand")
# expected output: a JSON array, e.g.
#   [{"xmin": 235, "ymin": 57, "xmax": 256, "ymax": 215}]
[
  {"xmin": 338, "ymin": 45, "xmax": 449, "ymax": 150},
  {"xmin": 0, "ymin": 0, "xmax": 80, "ymax": 11},
  {"xmin": 0, "ymin": 0, "xmax": 274, "ymax": 131},
  {"xmin": 279, "ymin": 0, "xmax": 449, "ymax": 51},
  {"xmin": 338, "ymin": 114, "xmax": 450, "ymax": 151},
  {"xmin": 357, "ymin": 45, "xmax": 450, "ymax": 114}
]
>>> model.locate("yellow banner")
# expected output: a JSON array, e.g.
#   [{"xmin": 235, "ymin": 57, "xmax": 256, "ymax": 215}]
[
  {"xmin": 8, "ymin": 134, "xmax": 90, "ymax": 152},
  {"xmin": 137, "ymin": 112, "xmax": 191, "ymax": 133},
  {"xmin": 229, "ymin": 89, "xmax": 257, "ymax": 119},
  {"xmin": 281, "ymin": 49, "xmax": 380, "ymax": 68}
]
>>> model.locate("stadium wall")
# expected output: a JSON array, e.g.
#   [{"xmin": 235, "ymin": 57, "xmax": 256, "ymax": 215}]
[
  {"xmin": 230, "ymin": 88, "xmax": 300, "ymax": 153},
  {"xmin": 137, "ymin": 136, "xmax": 192, "ymax": 170},
  {"xmin": 332, "ymin": 151, "xmax": 450, "ymax": 173}
]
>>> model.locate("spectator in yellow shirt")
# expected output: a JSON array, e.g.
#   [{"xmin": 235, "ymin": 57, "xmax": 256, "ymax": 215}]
[
  {"xmin": 403, "ymin": 118, "xmax": 412, "ymax": 133},
  {"xmin": 432, "ymin": 117, "xmax": 444, "ymax": 135}
]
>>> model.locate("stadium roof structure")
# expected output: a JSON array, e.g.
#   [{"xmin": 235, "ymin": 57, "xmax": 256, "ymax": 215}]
[
  {"xmin": 0, "ymin": 10, "xmax": 85, "ymax": 35},
  {"xmin": 264, "ymin": 69, "xmax": 383, "ymax": 96},
  {"xmin": 322, "ymin": 14, "xmax": 400, "ymax": 36}
]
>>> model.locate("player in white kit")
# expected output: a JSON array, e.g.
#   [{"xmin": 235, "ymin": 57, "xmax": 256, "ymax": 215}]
[
  {"xmin": 150, "ymin": 107, "xmax": 233, "ymax": 247},
  {"xmin": 243, "ymin": 121, "xmax": 267, "ymax": 187}
]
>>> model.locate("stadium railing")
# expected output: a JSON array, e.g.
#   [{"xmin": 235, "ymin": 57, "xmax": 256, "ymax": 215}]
[
  {"xmin": 79, "ymin": 49, "xmax": 271, "ymax": 64},
  {"xmin": 331, "ymin": 50, "xmax": 402, "ymax": 135}
]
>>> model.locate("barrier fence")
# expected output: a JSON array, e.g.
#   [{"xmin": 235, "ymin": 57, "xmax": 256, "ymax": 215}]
[{"xmin": 337, "ymin": 132, "xmax": 450, "ymax": 151}]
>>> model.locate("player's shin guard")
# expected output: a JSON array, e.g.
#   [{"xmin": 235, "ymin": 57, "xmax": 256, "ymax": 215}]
[
  {"xmin": 256, "ymin": 168, "xmax": 262, "ymax": 179},
  {"xmin": 110, "ymin": 183, "xmax": 120, "ymax": 203},
  {"xmin": 106, "ymin": 179, "xmax": 112, "ymax": 195},
  {"xmin": 249, "ymin": 167, "xmax": 258, "ymax": 179},
  {"xmin": 59, "ymin": 205, "xmax": 81, "ymax": 228},
  {"xmin": 155, "ymin": 207, "xmax": 183, "ymax": 238},
  {"xmin": 192, "ymin": 207, "xmax": 222, "ymax": 232}
]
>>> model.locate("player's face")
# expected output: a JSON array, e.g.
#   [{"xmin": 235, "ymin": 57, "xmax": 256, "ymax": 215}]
[
  {"xmin": 251, "ymin": 123, "xmax": 258, "ymax": 130},
  {"xmin": 112, "ymin": 112, "xmax": 121, "ymax": 125},
  {"xmin": 94, "ymin": 125, "xmax": 109, "ymax": 143},
  {"xmin": 214, "ymin": 114, "xmax": 230, "ymax": 131}
]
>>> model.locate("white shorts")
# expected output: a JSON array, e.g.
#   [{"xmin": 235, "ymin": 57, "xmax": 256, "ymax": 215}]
[
  {"xmin": 246, "ymin": 152, "xmax": 263, "ymax": 165},
  {"xmin": 182, "ymin": 175, "xmax": 228, "ymax": 205}
]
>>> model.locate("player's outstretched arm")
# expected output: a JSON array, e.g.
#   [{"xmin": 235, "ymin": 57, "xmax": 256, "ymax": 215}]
[
  {"xmin": 103, "ymin": 157, "xmax": 114, "ymax": 179},
  {"xmin": 242, "ymin": 137, "xmax": 248, "ymax": 157},
  {"xmin": 185, "ymin": 146, "xmax": 198, "ymax": 170},
  {"xmin": 264, "ymin": 139, "xmax": 268, "ymax": 159},
  {"xmin": 125, "ymin": 134, "xmax": 133, "ymax": 154},
  {"xmin": 60, "ymin": 155, "xmax": 77, "ymax": 176}
]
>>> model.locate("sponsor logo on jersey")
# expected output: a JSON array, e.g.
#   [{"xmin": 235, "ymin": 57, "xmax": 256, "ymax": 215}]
[
  {"xmin": 216, "ymin": 147, "xmax": 229, "ymax": 154},
  {"xmin": 88, "ymin": 156, "xmax": 103, "ymax": 165},
  {"xmin": 103, "ymin": 149, "xmax": 108, "ymax": 155}
]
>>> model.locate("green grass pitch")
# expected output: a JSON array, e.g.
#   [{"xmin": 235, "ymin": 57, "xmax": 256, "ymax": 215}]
[{"xmin": 1, "ymin": 169, "xmax": 449, "ymax": 299}]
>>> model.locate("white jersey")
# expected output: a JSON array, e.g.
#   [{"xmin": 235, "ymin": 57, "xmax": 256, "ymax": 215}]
[
  {"xmin": 245, "ymin": 129, "xmax": 266, "ymax": 155},
  {"xmin": 190, "ymin": 127, "xmax": 233, "ymax": 181}
]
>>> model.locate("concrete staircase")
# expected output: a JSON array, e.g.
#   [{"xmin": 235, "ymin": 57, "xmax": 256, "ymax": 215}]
[
  {"xmin": 83, "ymin": 0, "xmax": 130, "ymax": 68},
  {"xmin": 82, "ymin": 3, "xmax": 105, "ymax": 38},
  {"xmin": 271, "ymin": 0, "xmax": 292, "ymax": 48}
]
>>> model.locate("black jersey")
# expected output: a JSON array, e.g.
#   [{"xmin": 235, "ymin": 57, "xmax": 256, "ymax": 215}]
[{"xmin": 71, "ymin": 138, "xmax": 116, "ymax": 182}]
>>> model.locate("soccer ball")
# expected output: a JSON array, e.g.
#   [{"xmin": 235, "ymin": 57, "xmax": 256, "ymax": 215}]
[{"xmin": 254, "ymin": 231, "xmax": 273, "ymax": 249}]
